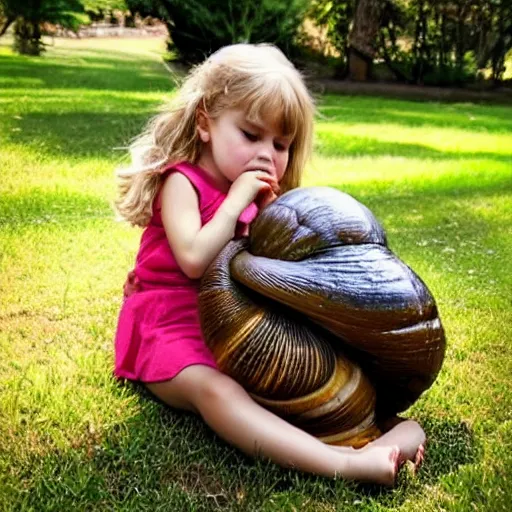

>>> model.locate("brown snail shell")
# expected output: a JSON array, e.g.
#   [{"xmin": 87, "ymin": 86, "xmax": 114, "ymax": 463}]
[{"xmin": 199, "ymin": 187, "xmax": 446, "ymax": 446}]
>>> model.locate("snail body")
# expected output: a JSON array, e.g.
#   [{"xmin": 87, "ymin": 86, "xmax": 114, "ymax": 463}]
[{"xmin": 199, "ymin": 187, "xmax": 445, "ymax": 446}]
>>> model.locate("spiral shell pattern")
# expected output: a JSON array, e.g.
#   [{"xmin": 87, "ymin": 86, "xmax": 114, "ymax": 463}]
[{"xmin": 199, "ymin": 187, "xmax": 446, "ymax": 446}]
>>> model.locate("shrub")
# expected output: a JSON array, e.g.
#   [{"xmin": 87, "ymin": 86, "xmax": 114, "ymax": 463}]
[{"xmin": 155, "ymin": 0, "xmax": 309, "ymax": 63}]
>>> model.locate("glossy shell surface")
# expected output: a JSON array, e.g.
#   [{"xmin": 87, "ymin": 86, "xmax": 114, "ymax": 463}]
[{"xmin": 199, "ymin": 187, "xmax": 446, "ymax": 445}]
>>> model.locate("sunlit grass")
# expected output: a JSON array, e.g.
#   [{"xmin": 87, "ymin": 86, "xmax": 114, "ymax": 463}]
[{"xmin": 1, "ymin": 36, "xmax": 511, "ymax": 511}]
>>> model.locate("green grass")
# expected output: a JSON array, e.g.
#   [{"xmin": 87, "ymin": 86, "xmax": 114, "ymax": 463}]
[{"xmin": 1, "ymin": 36, "xmax": 511, "ymax": 511}]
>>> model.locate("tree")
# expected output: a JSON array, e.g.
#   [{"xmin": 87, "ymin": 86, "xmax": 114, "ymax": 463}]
[
  {"xmin": 82, "ymin": 0, "xmax": 127, "ymax": 23},
  {"xmin": 0, "ymin": 0, "xmax": 17, "ymax": 36},
  {"xmin": 347, "ymin": 0, "xmax": 383, "ymax": 80},
  {"xmin": 0, "ymin": 0, "xmax": 85, "ymax": 55},
  {"xmin": 309, "ymin": 0, "xmax": 512, "ymax": 85},
  {"xmin": 126, "ymin": 0, "xmax": 309, "ymax": 63},
  {"xmin": 307, "ymin": 0, "xmax": 384, "ymax": 80},
  {"xmin": 479, "ymin": 0, "xmax": 512, "ymax": 82},
  {"xmin": 307, "ymin": 0, "xmax": 355, "ymax": 74}
]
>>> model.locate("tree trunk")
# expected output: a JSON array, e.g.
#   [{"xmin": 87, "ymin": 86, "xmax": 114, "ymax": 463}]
[
  {"xmin": 491, "ymin": 0, "xmax": 507, "ymax": 82},
  {"xmin": 347, "ymin": 0, "xmax": 382, "ymax": 81},
  {"xmin": 0, "ymin": 16, "xmax": 15, "ymax": 37},
  {"xmin": 379, "ymin": 29, "xmax": 409, "ymax": 83},
  {"xmin": 412, "ymin": 0, "xmax": 428, "ymax": 84},
  {"xmin": 455, "ymin": 2, "xmax": 468, "ymax": 72},
  {"xmin": 440, "ymin": 11, "xmax": 447, "ymax": 69},
  {"xmin": 14, "ymin": 18, "xmax": 42, "ymax": 56}
]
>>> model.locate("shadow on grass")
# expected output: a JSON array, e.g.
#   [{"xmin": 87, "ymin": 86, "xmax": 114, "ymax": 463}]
[
  {"xmin": 8, "ymin": 383, "xmax": 329, "ymax": 511},
  {"xmin": 91, "ymin": 385, "xmax": 481, "ymax": 509},
  {"xmin": 315, "ymin": 133, "xmax": 512, "ymax": 163},
  {"xmin": 0, "ymin": 189, "xmax": 112, "ymax": 227},
  {"xmin": 329, "ymin": 169, "xmax": 512, "ymax": 209},
  {"xmin": 317, "ymin": 99, "xmax": 512, "ymax": 134},
  {"xmin": 0, "ymin": 50, "xmax": 175, "ymax": 93},
  {"xmin": 95, "ymin": 385, "xmax": 484, "ymax": 508},
  {"xmin": 3, "ymin": 112, "xmax": 155, "ymax": 160},
  {"xmin": 419, "ymin": 417, "xmax": 480, "ymax": 484},
  {"xmin": 6, "ymin": 165, "xmax": 506, "ymax": 230},
  {"xmin": 4, "ymin": 111, "xmax": 512, "ymax": 163},
  {"xmin": 7, "ymin": 362, "xmax": 483, "ymax": 511}
]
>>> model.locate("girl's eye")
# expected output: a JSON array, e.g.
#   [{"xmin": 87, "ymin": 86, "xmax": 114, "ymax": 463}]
[
  {"xmin": 274, "ymin": 142, "xmax": 287, "ymax": 152},
  {"xmin": 242, "ymin": 130, "xmax": 258, "ymax": 142}
]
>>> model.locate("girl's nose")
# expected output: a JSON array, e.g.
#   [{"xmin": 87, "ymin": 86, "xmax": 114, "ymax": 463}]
[{"xmin": 256, "ymin": 142, "xmax": 273, "ymax": 162}]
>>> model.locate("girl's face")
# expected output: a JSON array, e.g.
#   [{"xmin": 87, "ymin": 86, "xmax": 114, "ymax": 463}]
[{"xmin": 197, "ymin": 108, "xmax": 291, "ymax": 188}]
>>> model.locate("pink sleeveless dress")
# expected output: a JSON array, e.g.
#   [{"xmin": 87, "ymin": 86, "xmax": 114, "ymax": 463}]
[{"xmin": 114, "ymin": 162, "xmax": 259, "ymax": 382}]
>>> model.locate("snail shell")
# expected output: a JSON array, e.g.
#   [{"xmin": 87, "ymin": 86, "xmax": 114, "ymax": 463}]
[{"xmin": 199, "ymin": 187, "xmax": 446, "ymax": 446}]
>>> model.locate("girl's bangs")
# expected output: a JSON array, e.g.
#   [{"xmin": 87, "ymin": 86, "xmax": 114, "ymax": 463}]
[{"xmin": 243, "ymin": 80, "xmax": 302, "ymax": 139}]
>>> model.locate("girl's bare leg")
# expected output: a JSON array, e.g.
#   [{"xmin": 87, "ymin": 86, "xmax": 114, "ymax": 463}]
[{"xmin": 147, "ymin": 365, "xmax": 400, "ymax": 485}]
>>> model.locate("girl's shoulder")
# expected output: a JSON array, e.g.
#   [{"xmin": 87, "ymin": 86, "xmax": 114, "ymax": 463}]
[{"xmin": 154, "ymin": 161, "xmax": 221, "ymax": 212}]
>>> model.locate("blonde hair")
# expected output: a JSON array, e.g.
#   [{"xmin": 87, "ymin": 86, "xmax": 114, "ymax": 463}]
[{"xmin": 116, "ymin": 43, "xmax": 315, "ymax": 227}]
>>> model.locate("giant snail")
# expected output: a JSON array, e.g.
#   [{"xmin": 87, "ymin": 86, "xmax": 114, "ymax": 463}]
[{"xmin": 199, "ymin": 187, "xmax": 446, "ymax": 447}]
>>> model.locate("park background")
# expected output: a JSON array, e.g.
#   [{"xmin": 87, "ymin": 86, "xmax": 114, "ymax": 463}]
[{"xmin": 1, "ymin": 1, "xmax": 511, "ymax": 510}]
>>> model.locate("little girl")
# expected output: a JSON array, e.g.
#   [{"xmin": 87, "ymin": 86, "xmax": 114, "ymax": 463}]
[{"xmin": 114, "ymin": 43, "xmax": 425, "ymax": 486}]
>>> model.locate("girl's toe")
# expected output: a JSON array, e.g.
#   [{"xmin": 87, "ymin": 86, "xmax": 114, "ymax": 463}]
[
  {"xmin": 414, "ymin": 444, "xmax": 425, "ymax": 473},
  {"xmin": 390, "ymin": 446, "xmax": 402, "ymax": 478}
]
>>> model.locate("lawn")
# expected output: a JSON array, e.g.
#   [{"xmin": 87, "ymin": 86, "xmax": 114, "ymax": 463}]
[{"xmin": 0, "ymin": 36, "xmax": 511, "ymax": 511}]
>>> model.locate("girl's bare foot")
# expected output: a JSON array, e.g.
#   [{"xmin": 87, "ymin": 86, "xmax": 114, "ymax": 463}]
[
  {"xmin": 328, "ymin": 419, "xmax": 426, "ymax": 479},
  {"xmin": 340, "ymin": 445, "xmax": 401, "ymax": 486},
  {"xmin": 364, "ymin": 419, "xmax": 426, "ymax": 463}
]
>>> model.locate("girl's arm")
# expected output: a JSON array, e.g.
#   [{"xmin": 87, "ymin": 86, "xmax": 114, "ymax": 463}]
[{"xmin": 161, "ymin": 171, "xmax": 273, "ymax": 279}]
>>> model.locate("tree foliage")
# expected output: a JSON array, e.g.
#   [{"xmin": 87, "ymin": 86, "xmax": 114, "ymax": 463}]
[
  {"xmin": 380, "ymin": 0, "xmax": 512, "ymax": 84},
  {"xmin": 1, "ymin": 0, "xmax": 19, "ymax": 36},
  {"xmin": 310, "ymin": 0, "xmax": 512, "ymax": 84},
  {"xmin": 127, "ymin": 0, "xmax": 309, "ymax": 62},
  {"xmin": 0, "ymin": 0, "xmax": 85, "ymax": 55},
  {"xmin": 83, "ymin": 0, "xmax": 127, "ymax": 22},
  {"xmin": 2, "ymin": 0, "xmax": 509, "ymax": 85},
  {"xmin": 83, "ymin": 0, "xmax": 127, "ymax": 12},
  {"xmin": 308, "ymin": 0, "xmax": 355, "ymax": 60}
]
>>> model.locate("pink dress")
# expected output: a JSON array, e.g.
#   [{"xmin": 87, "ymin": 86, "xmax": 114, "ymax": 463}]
[{"xmin": 114, "ymin": 161, "xmax": 259, "ymax": 382}]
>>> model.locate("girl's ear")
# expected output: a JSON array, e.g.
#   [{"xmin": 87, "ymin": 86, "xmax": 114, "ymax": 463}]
[{"xmin": 196, "ymin": 108, "xmax": 211, "ymax": 143}]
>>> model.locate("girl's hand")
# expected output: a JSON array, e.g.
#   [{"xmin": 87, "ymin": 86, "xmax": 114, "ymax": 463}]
[
  {"xmin": 255, "ymin": 173, "xmax": 280, "ymax": 209},
  {"xmin": 224, "ymin": 171, "xmax": 279, "ymax": 216}
]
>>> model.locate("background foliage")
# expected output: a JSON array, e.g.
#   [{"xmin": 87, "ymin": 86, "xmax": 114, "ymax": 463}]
[
  {"xmin": 1, "ymin": 0, "xmax": 511, "ymax": 84},
  {"xmin": 307, "ymin": 0, "xmax": 512, "ymax": 83},
  {"xmin": 125, "ymin": 0, "xmax": 309, "ymax": 63}
]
